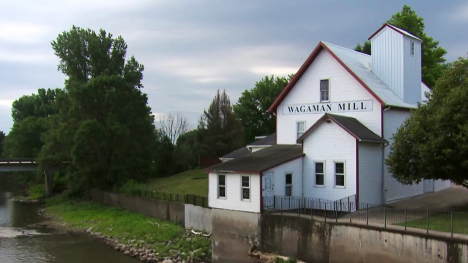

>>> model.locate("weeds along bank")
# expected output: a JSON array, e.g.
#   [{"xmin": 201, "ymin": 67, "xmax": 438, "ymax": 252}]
[{"xmin": 45, "ymin": 197, "xmax": 211, "ymax": 263}]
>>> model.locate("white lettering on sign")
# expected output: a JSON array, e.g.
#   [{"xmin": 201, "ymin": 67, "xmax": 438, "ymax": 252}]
[{"xmin": 282, "ymin": 100, "xmax": 373, "ymax": 115}]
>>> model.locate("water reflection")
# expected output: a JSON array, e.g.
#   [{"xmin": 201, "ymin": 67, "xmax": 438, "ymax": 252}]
[{"xmin": 0, "ymin": 180, "xmax": 140, "ymax": 263}]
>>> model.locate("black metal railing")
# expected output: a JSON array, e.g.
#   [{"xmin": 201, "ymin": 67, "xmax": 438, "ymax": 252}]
[{"xmin": 263, "ymin": 195, "xmax": 468, "ymax": 236}]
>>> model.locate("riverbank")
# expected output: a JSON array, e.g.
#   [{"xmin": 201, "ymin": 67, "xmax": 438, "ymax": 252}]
[{"xmin": 44, "ymin": 196, "xmax": 211, "ymax": 263}]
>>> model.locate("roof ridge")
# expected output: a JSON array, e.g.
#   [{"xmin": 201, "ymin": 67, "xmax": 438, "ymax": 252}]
[{"xmin": 321, "ymin": 41, "xmax": 371, "ymax": 58}]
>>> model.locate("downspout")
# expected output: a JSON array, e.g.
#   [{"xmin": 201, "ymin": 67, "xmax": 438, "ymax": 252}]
[{"xmin": 382, "ymin": 106, "xmax": 391, "ymax": 204}]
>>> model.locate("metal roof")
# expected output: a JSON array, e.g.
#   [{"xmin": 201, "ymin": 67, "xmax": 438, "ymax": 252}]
[
  {"xmin": 206, "ymin": 145, "xmax": 304, "ymax": 173},
  {"xmin": 248, "ymin": 133, "xmax": 276, "ymax": 146},
  {"xmin": 369, "ymin": 23, "xmax": 422, "ymax": 42},
  {"xmin": 322, "ymin": 42, "xmax": 418, "ymax": 109},
  {"xmin": 297, "ymin": 113, "xmax": 387, "ymax": 143},
  {"xmin": 220, "ymin": 147, "xmax": 251, "ymax": 159}
]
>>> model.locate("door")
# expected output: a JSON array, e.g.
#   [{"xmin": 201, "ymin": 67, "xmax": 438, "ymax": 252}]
[
  {"xmin": 423, "ymin": 179, "xmax": 434, "ymax": 193},
  {"xmin": 262, "ymin": 172, "xmax": 274, "ymax": 210}
]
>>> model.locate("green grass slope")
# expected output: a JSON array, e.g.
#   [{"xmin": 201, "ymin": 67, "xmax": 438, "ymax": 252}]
[{"xmin": 146, "ymin": 169, "xmax": 208, "ymax": 197}]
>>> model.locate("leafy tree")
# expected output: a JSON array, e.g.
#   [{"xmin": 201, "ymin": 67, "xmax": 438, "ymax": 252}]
[
  {"xmin": 4, "ymin": 117, "xmax": 49, "ymax": 158},
  {"xmin": 175, "ymin": 129, "xmax": 201, "ymax": 171},
  {"xmin": 159, "ymin": 111, "xmax": 189, "ymax": 145},
  {"xmin": 354, "ymin": 41, "xmax": 371, "ymax": 55},
  {"xmin": 0, "ymin": 131, "xmax": 5, "ymax": 157},
  {"xmin": 386, "ymin": 58, "xmax": 468, "ymax": 188},
  {"xmin": 197, "ymin": 90, "xmax": 243, "ymax": 158},
  {"xmin": 39, "ymin": 26, "xmax": 156, "ymax": 195},
  {"xmin": 354, "ymin": 5, "xmax": 447, "ymax": 87},
  {"xmin": 3, "ymin": 88, "xmax": 61, "ymax": 159},
  {"xmin": 234, "ymin": 75, "xmax": 291, "ymax": 144}
]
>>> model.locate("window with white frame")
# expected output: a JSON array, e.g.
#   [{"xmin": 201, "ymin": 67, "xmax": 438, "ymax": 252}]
[
  {"xmin": 218, "ymin": 174, "xmax": 226, "ymax": 198},
  {"xmin": 297, "ymin": 121, "xmax": 305, "ymax": 139},
  {"xmin": 335, "ymin": 162, "xmax": 345, "ymax": 187},
  {"xmin": 241, "ymin": 175, "xmax": 250, "ymax": 200},
  {"xmin": 315, "ymin": 162, "xmax": 324, "ymax": 186},
  {"xmin": 285, "ymin": 173, "xmax": 292, "ymax": 196},
  {"xmin": 320, "ymin": 79, "xmax": 330, "ymax": 102},
  {"xmin": 410, "ymin": 41, "xmax": 414, "ymax": 56}
]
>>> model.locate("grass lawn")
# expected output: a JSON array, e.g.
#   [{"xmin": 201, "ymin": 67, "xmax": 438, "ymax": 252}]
[
  {"xmin": 395, "ymin": 212, "xmax": 468, "ymax": 235},
  {"xmin": 46, "ymin": 197, "xmax": 211, "ymax": 259},
  {"xmin": 145, "ymin": 169, "xmax": 208, "ymax": 197}
]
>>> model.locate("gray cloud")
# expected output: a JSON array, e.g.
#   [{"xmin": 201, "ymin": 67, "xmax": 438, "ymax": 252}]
[{"xmin": 1, "ymin": 0, "xmax": 466, "ymax": 133}]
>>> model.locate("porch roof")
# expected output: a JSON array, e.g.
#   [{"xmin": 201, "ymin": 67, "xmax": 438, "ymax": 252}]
[{"xmin": 206, "ymin": 145, "xmax": 304, "ymax": 173}]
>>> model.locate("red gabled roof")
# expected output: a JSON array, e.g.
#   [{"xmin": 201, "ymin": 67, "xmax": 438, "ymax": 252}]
[
  {"xmin": 368, "ymin": 23, "xmax": 422, "ymax": 42},
  {"xmin": 267, "ymin": 42, "xmax": 385, "ymax": 113}
]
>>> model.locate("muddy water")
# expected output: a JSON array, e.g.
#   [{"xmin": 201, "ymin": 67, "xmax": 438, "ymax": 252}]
[{"xmin": 0, "ymin": 186, "xmax": 140, "ymax": 263}]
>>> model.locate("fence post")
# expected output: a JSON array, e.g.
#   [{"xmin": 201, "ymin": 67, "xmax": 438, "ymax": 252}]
[
  {"xmin": 384, "ymin": 206, "xmax": 387, "ymax": 227},
  {"xmin": 289, "ymin": 198, "xmax": 291, "ymax": 211},
  {"xmin": 340, "ymin": 199, "xmax": 342, "ymax": 213},
  {"xmin": 335, "ymin": 201, "xmax": 338, "ymax": 222},
  {"xmin": 404, "ymin": 208, "xmax": 407, "ymax": 230},
  {"xmin": 311, "ymin": 200, "xmax": 313, "ymax": 220},
  {"xmin": 427, "ymin": 209, "xmax": 429, "ymax": 234},
  {"xmin": 325, "ymin": 202, "xmax": 327, "ymax": 222},
  {"xmin": 366, "ymin": 203, "xmax": 369, "ymax": 225},
  {"xmin": 163, "ymin": 193, "xmax": 166, "ymax": 201},
  {"xmin": 281, "ymin": 197, "xmax": 283, "ymax": 216},
  {"xmin": 451, "ymin": 211, "xmax": 454, "ymax": 237},
  {"xmin": 298, "ymin": 199, "xmax": 300, "ymax": 217},
  {"xmin": 349, "ymin": 201, "xmax": 352, "ymax": 223},
  {"xmin": 274, "ymin": 195, "xmax": 276, "ymax": 210},
  {"xmin": 202, "ymin": 196, "xmax": 205, "ymax": 207}
]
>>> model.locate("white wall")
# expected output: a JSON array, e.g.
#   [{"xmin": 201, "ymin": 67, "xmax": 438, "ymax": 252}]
[
  {"xmin": 434, "ymin": 180, "xmax": 452, "ymax": 192},
  {"xmin": 208, "ymin": 172, "xmax": 260, "ymax": 213},
  {"xmin": 358, "ymin": 142, "xmax": 384, "ymax": 205},
  {"xmin": 264, "ymin": 157, "xmax": 303, "ymax": 197},
  {"xmin": 371, "ymin": 27, "xmax": 404, "ymax": 101},
  {"xmin": 276, "ymin": 49, "xmax": 382, "ymax": 145},
  {"xmin": 302, "ymin": 121, "xmax": 357, "ymax": 201},
  {"xmin": 383, "ymin": 109, "xmax": 423, "ymax": 202},
  {"xmin": 403, "ymin": 36, "xmax": 422, "ymax": 104}
]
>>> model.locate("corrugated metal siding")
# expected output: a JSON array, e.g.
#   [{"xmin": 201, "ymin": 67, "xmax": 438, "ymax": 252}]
[
  {"xmin": 358, "ymin": 142, "xmax": 383, "ymax": 205},
  {"xmin": 302, "ymin": 121, "xmax": 357, "ymax": 200},
  {"xmin": 403, "ymin": 37, "xmax": 422, "ymax": 104},
  {"xmin": 277, "ymin": 50, "xmax": 382, "ymax": 145},
  {"xmin": 264, "ymin": 158, "xmax": 303, "ymax": 197},
  {"xmin": 208, "ymin": 172, "xmax": 260, "ymax": 213},
  {"xmin": 383, "ymin": 109, "xmax": 423, "ymax": 202},
  {"xmin": 371, "ymin": 27, "xmax": 404, "ymax": 100}
]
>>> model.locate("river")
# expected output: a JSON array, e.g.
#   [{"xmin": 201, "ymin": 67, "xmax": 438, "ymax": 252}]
[{"xmin": 0, "ymin": 181, "xmax": 140, "ymax": 263}]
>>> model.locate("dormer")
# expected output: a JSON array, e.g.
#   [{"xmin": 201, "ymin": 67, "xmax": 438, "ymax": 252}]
[{"xmin": 369, "ymin": 23, "xmax": 423, "ymax": 105}]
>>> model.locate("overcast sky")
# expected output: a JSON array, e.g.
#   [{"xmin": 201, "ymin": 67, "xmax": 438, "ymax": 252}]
[{"xmin": 1, "ymin": 0, "xmax": 467, "ymax": 133}]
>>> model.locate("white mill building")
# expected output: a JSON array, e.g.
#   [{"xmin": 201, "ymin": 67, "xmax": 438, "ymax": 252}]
[{"xmin": 206, "ymin": 23, "xmax": 452, "ymax": 213}]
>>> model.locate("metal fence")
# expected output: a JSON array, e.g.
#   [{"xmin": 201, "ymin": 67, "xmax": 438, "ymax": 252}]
[
  {"xmin": 263, "ymin": 195, "xmax": 468, "ymax": 237},
  {"xmin": 121, "ymin": 189, "xmax": 209, "ymax": 208}
]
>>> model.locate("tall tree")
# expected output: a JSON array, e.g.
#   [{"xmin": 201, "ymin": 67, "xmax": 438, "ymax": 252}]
[
  {"xmin": 354, "ymin": 5, "xmax": 447, "ymax": 88},
  {"xmin": 0, "ymin": 131, "xmax": 5, "ymax": 157},
  {"xmin": 234, "ymin": 75, "xmax": 291, "ymax": 144},
  {"xmin": 198, "ymin": 90, "xmax": 243, "ymax": 157},
  {"xmin": 354, "ymin": 41, "xmax": 371, "ymax": 55},
  {"xmin": 3, "ymin": 88, "xmax": 61, "ymax": 158},
  {"xmin": 159, "ymin": 111, "xmax": 189, "ymax": 145},
  {"xmin": 39, "ymin": 26, "xmax": 156, "ymax": 195},
  {"xmin": 386, "ymin": 58, "xmax": 468, "ymax": 188}
]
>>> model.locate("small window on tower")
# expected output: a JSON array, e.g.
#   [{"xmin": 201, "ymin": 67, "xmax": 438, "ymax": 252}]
[
  {"xmin": 320, "ymin": 79, "xmax": 329, "ymax": 102},
  {"xmin": 410, "ymin": 41, "xmax": 414, "ymax": 56}
]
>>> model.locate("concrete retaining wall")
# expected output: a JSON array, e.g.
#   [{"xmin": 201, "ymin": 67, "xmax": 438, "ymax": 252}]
[
  {"xmin": 185, "ymin": 204, "xmax": 212, "ymax": 233},
  {"xmin": 90, "ymin": 190, "xmax": 185, "ymax": 225},
  {"xmin": 212, "ymin": 211, "xmax": 468, "ymax": 263}
]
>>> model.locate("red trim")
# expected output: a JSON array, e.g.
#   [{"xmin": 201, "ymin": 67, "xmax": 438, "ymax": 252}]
[
  {"xmin": 268, "ymin": 43, "xmax": 325, "ymax": 113},
  {"xmin": 275, "ymin": 114, "xmax": 277, "ymax": 144},
  {"xmin": 356, "ymin": 140, "xmax": 360, "ymax": 209},
  {"xmin": 368, "ymin": 23, "xmax": 421, "ymax": 42},
  {"xmin": 260, "ymin": 172, "xmax": 263, "ymax": 212},
  {"xmin": 268, "ymin": 42, "xmax": 386, "ymax": 113},
  {"xmin": 321, "ymin": 44, "xmax": 385, "ymax": 106}
]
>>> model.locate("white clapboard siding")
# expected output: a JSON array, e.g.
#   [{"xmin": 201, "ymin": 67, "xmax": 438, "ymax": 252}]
[
  {"xmin": 264, "ymin": 157, "xmax": 303, "ymax": 197},
  {"xmin": 358, "ymin": 142, "xmax": 384, "ymax": 205},
  {"xmin": 302, "ymin": 120, "xmax": 357, "ymax": 201},
  {"xmin": 208, "ymin": 172, "xmax": 260, "ymax": 213},
  {"xmin": 277, "ymin": 49, "xmax": 382, "ymax": 145}
]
